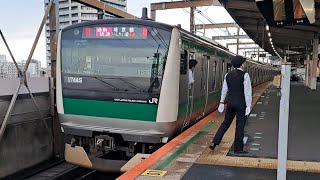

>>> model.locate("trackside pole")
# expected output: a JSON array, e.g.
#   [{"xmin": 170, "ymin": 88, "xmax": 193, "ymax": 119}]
[{"xmin": 277, "ymin": 62, "xmax": 291, "ymax": 180}]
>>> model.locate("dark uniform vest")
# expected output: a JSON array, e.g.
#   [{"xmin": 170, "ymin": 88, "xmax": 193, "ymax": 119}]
[{"xmin": 226, "ymin": 69, "xmax": 246, "ymax": 108}]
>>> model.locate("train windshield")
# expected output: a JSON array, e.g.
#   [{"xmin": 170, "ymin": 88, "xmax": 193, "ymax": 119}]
[{"xmin": 61, "ymin": 24, "xmax": 171, "ymax": 92}]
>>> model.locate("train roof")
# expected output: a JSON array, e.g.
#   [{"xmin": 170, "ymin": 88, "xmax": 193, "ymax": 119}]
[{"xmin": 62, "ymin": 18, "xmax": 174, "ymax": 32}]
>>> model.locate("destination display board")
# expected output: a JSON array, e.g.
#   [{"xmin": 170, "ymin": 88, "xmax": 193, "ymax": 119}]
[{"xmin": 82, "ymin": 26, "xmax": 148, "ymax": 39}]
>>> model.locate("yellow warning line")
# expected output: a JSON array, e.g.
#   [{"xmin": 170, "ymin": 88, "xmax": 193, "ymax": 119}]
[{"xmin": 199, "ymin": 156, "xmax": 320, "ymax": 173}]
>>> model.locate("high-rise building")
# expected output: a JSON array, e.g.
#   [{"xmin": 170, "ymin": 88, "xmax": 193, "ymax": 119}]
[
  {"xmin": 0, "ymin": 62, "xmax": 21, "ymax": 78},
  {"xmin": 25, "ymin": 60, "xmax": 42, "ymax": 77},
  {"xmin": 44, "ymin": 0, "xmax": 127, "ymax": 70},
  {"xmin": 0, "ymin": 55, "xmax": 6, "ymax": 62},
  {"xmin": 0, "ymin": 59, "xmax": 42, "ymax": 78}
]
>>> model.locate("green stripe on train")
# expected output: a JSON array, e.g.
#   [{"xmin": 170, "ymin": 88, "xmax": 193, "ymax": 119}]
[{"xmin": 63, "ymin": 98, "xmax": 157, "ymax": 122}]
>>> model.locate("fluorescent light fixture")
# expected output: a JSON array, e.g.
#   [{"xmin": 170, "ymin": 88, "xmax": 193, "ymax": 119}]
[
  {"xmin": 266, "ymin": 25, "xmax": 269, "ymax": 31},
  {"xmin": 268, "ymin": 32, "xmax": 271, "ymax": 37},
  {"xmin": 269, "ymin": 38, "xmax": 272, "ymax": 42}
]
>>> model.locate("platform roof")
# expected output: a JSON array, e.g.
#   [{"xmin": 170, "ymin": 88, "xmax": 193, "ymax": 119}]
[{"xmin": 218, "ymin": 0, "xmax": 320, "ymax": 61}]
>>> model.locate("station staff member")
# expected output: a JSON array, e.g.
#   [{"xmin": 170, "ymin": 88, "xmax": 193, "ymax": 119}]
[
  {"xmin": 209, "ymin": 55, "xmax": 252, "ymax": 154},
  {"xmin": 188, "ymin": 59, "xmax": 198, "ymax": 85}
]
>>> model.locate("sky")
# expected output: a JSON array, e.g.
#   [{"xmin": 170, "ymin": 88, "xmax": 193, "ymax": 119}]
[{"xmin": 0, "ymin": 0, "xmax": 263, "ymax": 68}]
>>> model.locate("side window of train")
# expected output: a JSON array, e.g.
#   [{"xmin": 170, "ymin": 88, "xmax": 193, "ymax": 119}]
[
  {"xmin": 222, "ymin": 60, "xmax": 225, "ymax": 75},
  {"xmin": 227, "ymin": 63, "xmax": 232, "ymax": 72},
  {"xmin": 180, "ymin": 50, "xmax": 188, "ymax": 74},
  {"xmin": 221, "ymin": 60, "xmax": 225, "ymax": 86},
  {"xmin": 212, "ymin": 61, "xmax": 217, "ymax": 89},
  {"xmin": 255, "ymin": 68, "xmax": 258, "ymax": 83}
]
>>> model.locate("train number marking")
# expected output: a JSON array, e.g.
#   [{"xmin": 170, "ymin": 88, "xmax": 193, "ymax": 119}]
[{"xmin": 65, "ymin": 77, "xmax": 83, "ymax": 84}]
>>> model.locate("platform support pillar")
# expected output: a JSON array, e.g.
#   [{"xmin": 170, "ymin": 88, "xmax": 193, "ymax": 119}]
[
  {"xmin": 236, "ymin": 27, "xmax": 240, "ymax": 55},
  {"xmin": 305, "ymin": 55, "xmax": 310, "ymax": 86},
  {"xmin": 277, "ymin": 62, "xmax": 291, "ymax": 180},
  {"xmin": 190, "ymin": 7, "xmax": 195, "ymax": 34},
  {"xmin": 309, "ymin": 35, "xmax": 318, "ymax": 90}
]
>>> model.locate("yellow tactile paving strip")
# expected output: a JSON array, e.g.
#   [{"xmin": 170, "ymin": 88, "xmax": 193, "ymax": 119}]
[
  {"xmin": 198, "ymin": 156, "xmax": 320, "ymax": 173},
  {"xmin": 197, "ymin": 82, "xmax": 320, "ymax": 173}
]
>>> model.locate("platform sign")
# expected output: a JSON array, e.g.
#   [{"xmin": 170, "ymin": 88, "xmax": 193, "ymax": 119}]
[
  {"xmin": 256, "ymin": 0, "xmax": 315, "ymax": 27},
  {"xmin": 273, "ymin": 0, "xmax": 286, "ymax": 26}
]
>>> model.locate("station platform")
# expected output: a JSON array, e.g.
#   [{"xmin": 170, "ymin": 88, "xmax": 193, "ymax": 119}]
[{"xmin": 118, "ymin": 82, "xmax": 320, "ymax": 180}]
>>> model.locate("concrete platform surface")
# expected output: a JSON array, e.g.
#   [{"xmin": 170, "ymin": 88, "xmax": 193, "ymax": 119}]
[
  {"xmin": 118, "ymin": 83, "xmax": 320, "ymax": 180},
  {"xmin": 182, "ymin": 164, "xmax": 320, "ymax": 180}
]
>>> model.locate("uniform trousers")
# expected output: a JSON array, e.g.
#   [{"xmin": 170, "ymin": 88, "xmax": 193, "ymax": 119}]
[{"xmin": 212, "ymin": 104, "xmax": 247, "ymax": 152}]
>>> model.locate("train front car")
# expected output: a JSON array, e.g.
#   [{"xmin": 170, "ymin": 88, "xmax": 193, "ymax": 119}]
[{"xmin": 56, "ymin": 19, "xmax": 181, "ymax": 170}]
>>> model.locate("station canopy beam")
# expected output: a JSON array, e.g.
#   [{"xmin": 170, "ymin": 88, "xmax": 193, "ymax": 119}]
[
  {"xmin": 223, "ymin": 0, "xmax": 258, "ymax": 11},
  {"xmin": 150, "ymin": 0, "xmax": 221, "ymax": 20},
  {"xmin": 227, "ymin": 42, "xmax": 256, "ymax": 46},
  {"xmin": 195, "ymin": 23, "xmax": 239, "ymax": 29},
  {"xmin": 73, "ymin": 0, "xmax": 136, "ymax": 18},
  {"xmin": 151, "ymin": 0, "xmax": 220, "ymax": 10},
  {"xmin": 219, "ymin": 0, "xmax": 320, "ymax": 59},
  {"xmin": 238, "ymin": 47, "xmax": 264, "ymax": 50},
  {"xmin": 212, "ymin": 35, "xmax": 249, "ymax": 40},
  {"xmin": 245, "ymin": 51, "xmax": 266, "ymax": 53}
]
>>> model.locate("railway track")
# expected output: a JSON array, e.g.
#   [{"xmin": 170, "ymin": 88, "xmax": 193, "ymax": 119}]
[
  {"xmin": 4, "ymin": 159, "xmax": 121, "ymax": 180},
  {"xmin": 75, "ymin": 170, "xmax": 120, "ymax": 180}
]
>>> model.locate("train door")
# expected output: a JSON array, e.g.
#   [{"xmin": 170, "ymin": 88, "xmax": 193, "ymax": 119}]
[
  {"xmin": 202, "ymin": 55, "xmax": 210, "ymax": 116},
  {"xmin": 182, "ymin": 51, "xmax": 195, "ymax": 130}
]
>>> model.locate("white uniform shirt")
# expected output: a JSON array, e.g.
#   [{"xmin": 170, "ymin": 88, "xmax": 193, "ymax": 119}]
[
  {"xmin": 188, "ymin": 69, "xmax": 194, "ymax": 84},
  {"xmin": 220, "ymin": 68, "xmax": 252, "ymax": 107}
]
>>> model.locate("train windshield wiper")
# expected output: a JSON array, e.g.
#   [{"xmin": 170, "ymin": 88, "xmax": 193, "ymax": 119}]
[
  {"xmin": 118, "ymin": 78, "xmax": 146, "ymax": 92},
  {"xmin": 147, "ymin": 49, "xmax": 162, "ymax": 93},
  {"xmin": 147, "ymin": 77, "xmax": 160, "ymax": 93},
  {"xmin": 79, "ymin": 75, "xmax": 120, "ymax": 91},
  {"xmin": 94, "ymin": 76, "xmax": 120, "ymax": 91},
  {"xmin": 80, "ymin": 75, "xmax": 148, "ymax": 93}
]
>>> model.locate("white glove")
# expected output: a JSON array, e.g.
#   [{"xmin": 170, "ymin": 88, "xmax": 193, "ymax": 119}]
[
  {"xmin": 245, "ymin": 106, "xmax": 251, "ymax": 116},
  {"xmin": 218, "ymin": 103, "xmax": 224, "ymax": 113}
]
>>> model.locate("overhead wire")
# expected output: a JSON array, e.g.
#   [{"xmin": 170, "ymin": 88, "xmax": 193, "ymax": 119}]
[
  {"xmin": 169, "ymin": 0, "xmax": 226, "ymax": 37},
  {"xmin": 168, "ymin": 0, "xmax": 258, "ymax": 56},
  {"xmin": 184, "ymin": 0, "xmax": 253, "ymax": 54},
  {"xmin": 183, "ymin": 0, "xmax": 232, "ymax": 37}
]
